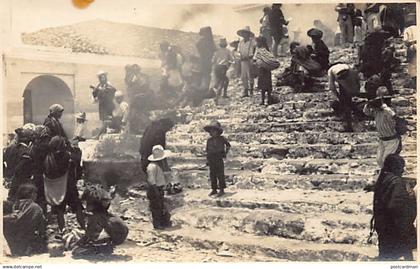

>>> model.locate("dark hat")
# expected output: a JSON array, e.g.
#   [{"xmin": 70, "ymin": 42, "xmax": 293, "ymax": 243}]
[
  {"xmin": 76, "ymin": 112, "xmax": 87, "ymax": 121},
  {"xmin": 307, "ymin": 28, "xmax": 323, "ymax": 38},
  {"xmin": 237, "ymin": 26, "xmax": 254, "ymax": 38},
  {"xmin": 204, "ymin": 120, "xmax": 223, "ymax": 134},
  {"xmin": 229, "ymin": 40, "xmax": 240, "ymax": 48},
  {"xmin": 219, "ymin": 38, "xmax": 228, "ymax": 48}
]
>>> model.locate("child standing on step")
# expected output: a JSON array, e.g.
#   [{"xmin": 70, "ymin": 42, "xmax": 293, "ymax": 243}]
[
  {"xmin": 253, "ymin": 36, "xmax": 273, "ymax": 106},
  {"xmin": 204, "ymin": 121, "xmax": 231, "ymax": 197},
  {"xmin": 146, "ymin": 145, "xmax": 173, "ymax": 229}
]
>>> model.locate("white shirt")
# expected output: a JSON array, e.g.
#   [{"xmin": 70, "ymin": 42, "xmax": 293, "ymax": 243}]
[
  {"xmin": 74, "ymin": 122, "xmax": 87, "ymax": 138},
  {"xmin": 113, "ymin": 101, "xmax": 129, "ymax": 123},
  {"xmin": 147, "ymin": 162, "xmax": 167, "ymax": 187},
  {"xmin": 328, "ymin": 63, "xmax": 351, "ymax": 95}
]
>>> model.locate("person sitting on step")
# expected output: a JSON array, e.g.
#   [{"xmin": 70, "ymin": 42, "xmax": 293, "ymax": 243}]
[
  {"xmin": 307, "ymin": 28, "xmax": 330, "ymax": 73},
  {"xmin": 204, "ymin": 121, "xmax": 231, "ymax": 197},
  {"xmin": 72, "ymin": 184, "xmax": 128, "ymax": 257}
]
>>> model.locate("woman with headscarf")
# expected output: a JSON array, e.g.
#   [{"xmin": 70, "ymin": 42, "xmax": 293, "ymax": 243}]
[
  {"xmin": 44, "ymin": 136, "xmax": 85, "ymax": 232},
  {"xmin": 371, "ymin": 154, "xmax": 416, "ymax": 261},
  {"xmin": 44, "ymin": 104, "xmax": 67, "ymax": 139}
]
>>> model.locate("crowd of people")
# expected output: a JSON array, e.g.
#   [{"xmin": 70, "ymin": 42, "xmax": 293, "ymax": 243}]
[{"xmin": 2, "ymin": 3, "xmax": 417, "ymax": 262}]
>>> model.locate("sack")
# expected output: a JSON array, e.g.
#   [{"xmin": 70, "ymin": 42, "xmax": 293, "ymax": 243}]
[
  {"xmin": 255, "ymin": 49, "xmax": 280, "ymax": 71},
  {"xmin": 395, "ymin": 116, "xmax": 409, "ymax": 136}
]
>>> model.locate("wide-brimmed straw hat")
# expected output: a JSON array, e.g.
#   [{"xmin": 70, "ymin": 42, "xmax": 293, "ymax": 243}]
[
  {"xmin": 148, "ymin": 145, "xmax": 172, "ymax": 161},
  {"xmin": 237, "ymin": 26, "xmax": 254, "ymax": 38},
  {"xmin": 203, "ymin": 121, "xmax": 224, "ymax": 135},
  {"xmin": 96, "ymin": 70, "xmax": 107, "ymax": 77},
  {"xmin": 76, "ymin": 112, "xmax": 87, "ymax": 121}
]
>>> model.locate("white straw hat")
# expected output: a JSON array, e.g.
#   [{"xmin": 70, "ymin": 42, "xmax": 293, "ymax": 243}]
[{"xmin": 148, "ymin": 145, "xmax": 172, "ymax": 161}]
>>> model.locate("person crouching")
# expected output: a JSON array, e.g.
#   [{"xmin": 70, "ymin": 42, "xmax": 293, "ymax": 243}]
[
  {"xmin": 146, "ymin": 145, "xmax": 172, "ymax": 230},
  {"xmin": 72, "ymin": 184, "xmax": 128, "ymax": 257},
  {"xmin": 204, "ymin": 121, "xmax": 231, "ymax": 197}
]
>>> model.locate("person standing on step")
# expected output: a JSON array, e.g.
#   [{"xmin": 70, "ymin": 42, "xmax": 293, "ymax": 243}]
[
  {"xmin": 43, "ymin": 136, "xmax": 86, "ymax": 233},
  {"xmin": 91, "ymin": 71, "xmax": 117, "ymax": 139},
  {"xmin": 73, "ymin": 112, "xmax": 88, "ymax": 142},
  {"xmin": 44, "ymin": 104, "xmax": 67, "ymax": 140},
  {"xmin": 212, "ymin": 38, "xmax": 233, "ymax": 104},
  {"xmin": 307, "ymin": 28, "xmax": 330, "ymax": 73},
  {"xmin": 146, "ymin": 145, "xmax": 173, "ymax": 230},
  {"xmin": 335, "ymin": 3, "xmax": 355, "ymax": 47},
  {"xmin": 237, "ymin": 26, "xmax": 257, "ymax": 97},
  {"xmin": 196, "ymin": 26, "xmax": 216, "ymax": 92},
  {"xmin": 363, "ymin": 87, "xmax": 401, "ymax": 168},
  {"xmin": 371, "ymin": 154, "xmax": 416, "ymax": 261},
  {"xmin": 253, "ymin": 36, "xmax": 273, "ymax": 106},
  {"xmin": 259, "ymin": 7, "xmax": 272, "ymax": 51},
  {"xmin": 269, "ymin": 3, "xmax": 288, "ymax": 57},
  {"xmin": 204, "ymin": 121, "xmax": 231, "ymax": 197}
]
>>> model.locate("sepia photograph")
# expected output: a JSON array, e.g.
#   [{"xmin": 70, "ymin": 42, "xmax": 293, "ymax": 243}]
[{"xmin": 0, "ymin": 0, "xmax": 418, "ymax": 264}]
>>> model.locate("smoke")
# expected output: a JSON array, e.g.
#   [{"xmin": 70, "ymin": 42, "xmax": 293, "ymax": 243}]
[
  {"xmin": 170, "ymin": 4, "xmax": 339, "ymax": 46},
  {"xmin": 172, "ymin": 4, "xmax": 216, "ymax": 30}
]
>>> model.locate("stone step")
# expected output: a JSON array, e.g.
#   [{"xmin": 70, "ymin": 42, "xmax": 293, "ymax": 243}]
[
  {"xmin": 171, "ymin": 206, "xmax": 373, "ymax": 246},
  {"xmin": 172, "ymin": 169, "xmax": 417, "ymax": 192},
  {"xmin": 190, "ymin": 106, "xmax": 415, "ymax": 122},
  {"xmin": 167, "ymin": 130, "xmax": 417, "ymax": 145},
  {"xmin": 218, "ymin": 95, "xmax": 416, "ymax": 112},
  {"xmin": 170, "ymin": 188, "xmax": 373, "ymax": 215},
  {"xmin": 169, "ymin": 156, "xmax": 417, "ymax": 176},
  {"xmin": 155, "ymin": 226, "xmax": 377, "ymax": 261},
  {"xmin": 173, "ymin": 119, "xmax": 416, "ymax": 134},
  {"xmin": 167, "ymin": 141, "xmax": 416, "ymax": 160}
]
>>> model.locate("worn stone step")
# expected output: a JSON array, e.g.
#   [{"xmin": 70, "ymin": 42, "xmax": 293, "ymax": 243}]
[
  {"xmin": 155, "ymin": 226, "xmax": 377, "ymax": 261},
  {"xmin": 173, "ymin": 119, "xmax": 416, "ymax": 134},
  {"xmin": 170, "ymin": 188, "xmax": 373, "ymax": 215},
  {"xmin": 167, "ymin": 141, "xmax": 416, "ymax": 160},
  {"xmin": 169, "ymin": 156, "xmax": 417, "ymax": 176},
  {"xmin": 171, "ymin": 206, "xmax": 372, "ymax": 246},
  {"xmin": 167, "ymin": 131, "xmax": 417, "ymax": 145},
  {"xmin": 190, "ymin": 106, "xmax": 415, "ymax": 122},
  {"xmin": 172, "ymin": 169, "xmax": 417, "ymax": 192}
]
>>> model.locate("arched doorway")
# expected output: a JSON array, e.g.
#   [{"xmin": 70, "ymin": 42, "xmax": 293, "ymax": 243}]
[{"xmin": 23, "ymin": 75, "xmax": 75, "ymax": 136}]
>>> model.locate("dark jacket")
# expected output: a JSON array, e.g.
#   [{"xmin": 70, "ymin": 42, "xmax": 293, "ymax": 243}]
[
  {"xmin": 268, "ymin": 8, "xmax": 286, "ymax": 38},
  {"xmin": 92, "ymin": 83, "xmax": 117, "ymax": 121},
  {"xmin": 139, "ymin": 121, "xmax": 170, "ymax": 172},
  {"xmin": 3, "ymin": 199, "xmax": 47, "ymax": 256},
  {"xmin": 312, "ymin": 40, "xmax": 330, "ymax": 71},
  {"xmin": 206, "ymin": 135, "xmax": 231, "ymax": 160},
  {"xmin": 44, "ymin": 115, "xmax": 67, "ymax": 139},
  {"xmin": 373, "ymin": 172, "xmax": 417, "ymax": 256}
]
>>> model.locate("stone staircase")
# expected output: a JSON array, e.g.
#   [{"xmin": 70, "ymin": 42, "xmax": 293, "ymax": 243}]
[{"xmin": 150, "ymin": 47, "xmax": 417, "ymax": 261}]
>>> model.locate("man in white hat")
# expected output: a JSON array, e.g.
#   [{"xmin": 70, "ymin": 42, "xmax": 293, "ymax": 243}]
[
  {"xmin": 73, "ymin": 112, "xmax": 88, "ymax": 142},
  {"xmin": 146, "ymin": 145, "xmax": 172, "ymax": 230},
  {"xmin": 237, "ymin": 26, "xmax": 257, "ymax": 97},
  {"xmin": 112, "ymin": 91, "xmax": 129, "ymax": 133},
  {"xmin": 91, "ymin": 71, "xmax": 117, "ymax": 139}
]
